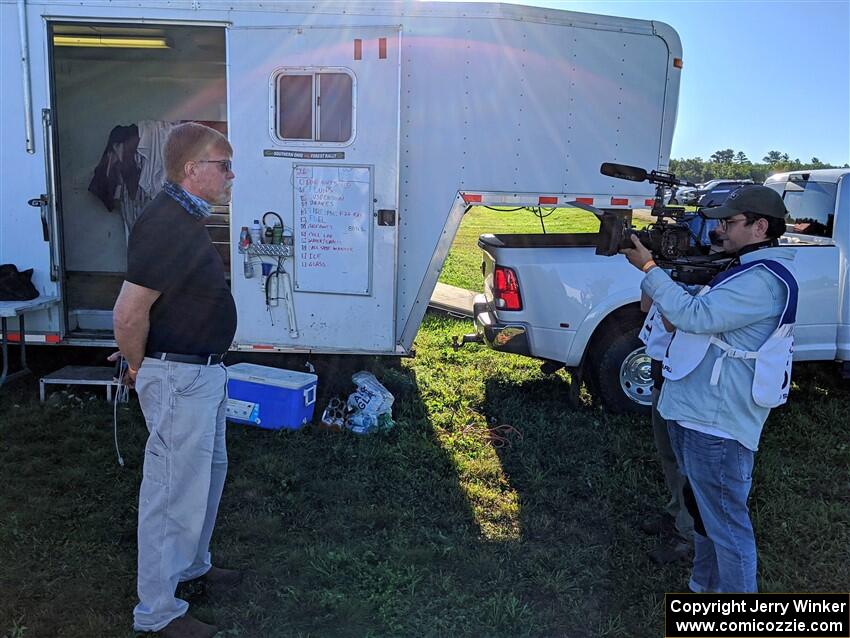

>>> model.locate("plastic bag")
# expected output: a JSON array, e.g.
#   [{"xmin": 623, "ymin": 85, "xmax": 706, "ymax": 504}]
[{"xmin": 345, "ymin": 371, "xmax": 395, "ymax": 434}]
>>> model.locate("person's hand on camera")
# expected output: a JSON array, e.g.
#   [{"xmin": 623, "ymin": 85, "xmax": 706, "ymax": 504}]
[
  {"xmin": 620, "ymin": 234, "xmax": 655, "ymax": 272},
  {"xmin": 108, "ymin": 350, "xmax": 138, "ymax": 389}
]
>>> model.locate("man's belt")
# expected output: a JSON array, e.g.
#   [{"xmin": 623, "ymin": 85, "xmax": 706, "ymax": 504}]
[{"xmin": 147, "ymin": 351, "xmax": 226, "ymax": 366}]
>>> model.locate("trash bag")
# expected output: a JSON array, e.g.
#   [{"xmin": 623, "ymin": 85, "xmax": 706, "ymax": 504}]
[{"xmin": 345, "ymin": 371, "xmax": 395, "ymax": 434}]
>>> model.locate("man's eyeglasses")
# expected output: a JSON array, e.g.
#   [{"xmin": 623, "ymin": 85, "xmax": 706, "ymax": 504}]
[
  {"xmin": 196, "ymin": 159, "xmax": 232, "ymax": 173},
  {"xmin": 719, "ymin": 215, "xmax": 750, "ymax": 230}
]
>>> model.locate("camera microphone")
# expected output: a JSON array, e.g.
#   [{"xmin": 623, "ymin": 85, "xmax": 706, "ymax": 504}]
[{"xmin": 600, "ymin": 163, "xmax": 647, "ymax": 182}]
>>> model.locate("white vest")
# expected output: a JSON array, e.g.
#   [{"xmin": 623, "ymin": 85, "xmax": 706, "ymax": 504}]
[
  {"xmin": 639, "ymin": 302, "xmax": 674, "ymax": 361},
  {"xmin": 661, "ymin": 259, "xmax": 798, "ymax": 408}
]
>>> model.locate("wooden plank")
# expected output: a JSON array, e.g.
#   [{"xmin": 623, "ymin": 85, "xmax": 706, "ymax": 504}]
[{"xmin": 429, "ymin": 282, "xmax": 476, "ymax": 318}]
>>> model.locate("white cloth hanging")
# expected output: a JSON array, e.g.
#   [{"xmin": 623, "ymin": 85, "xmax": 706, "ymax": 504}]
[{"xmin": 137, "ymin": 120, "xmax": 175, "ymax": 197}]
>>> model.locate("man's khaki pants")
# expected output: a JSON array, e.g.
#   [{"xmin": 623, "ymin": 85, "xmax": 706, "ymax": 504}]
[{"xmin": 132, "ymin": 358, "xmax": 228, "ymax": 632}]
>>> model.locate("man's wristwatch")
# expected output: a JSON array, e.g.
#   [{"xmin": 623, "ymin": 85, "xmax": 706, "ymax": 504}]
[{"xmin": 641, "ymin": 259, "xmax": 658, "ymax": 273}]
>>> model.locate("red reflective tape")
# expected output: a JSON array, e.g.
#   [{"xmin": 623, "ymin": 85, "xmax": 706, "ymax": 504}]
[
  {"xmin": 462, "ymin": 193, "xmax": 482, "ymax": 203},
  {"xmin": 610, "ymin": 197, "xmax": 629, "ymax": 206},
  {"xmin": 354, "ymin": 39, "xmax": 362, "ymax": 60},
  {"xmin": 576, "ymin": 197, "xmax": 594, "ymax": 205},
  {"xmin": 645, "ymin": 199, "xmax": 656, "ymax": 206},
  {"xmin": 45, "ymin": 334, "xmax": 61, "ymax": 343},
  {"xmin": 252, "ymin": 344, "xmax": 275, "ymax": 350},
  {"xmin": 538, "ymin": 196, "xmax": 558, "ymax": 205},
  {"xmin": 379, "ymin": 38, "xmax": 387, "ymax": 59},
  {"xmin": 7, "ymin": 332, "xmax": 21, "ymax": 342}
]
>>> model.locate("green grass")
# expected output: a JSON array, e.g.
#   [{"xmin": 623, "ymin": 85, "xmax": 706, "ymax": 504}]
[
  {"xmin": 438, "ymin": 206, "xmax": 602, "ymax": 292},
  {"xmin": 438, "ymin": 206, "xmax": 649, "ymax": 292},
  {"xmin": 1, "ymin": 331, "xmax": 848, "ymax": 637}
]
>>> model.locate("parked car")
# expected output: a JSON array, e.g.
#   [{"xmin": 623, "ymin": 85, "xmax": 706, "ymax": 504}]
[
  {"xmin": 697, "ymin": 181, "xmax": 752, "ymax": 208},
  {"xmin": 668, "ymin": 185, "xmax": 695, "ymax": 204},
  {"xmin": 682, "ymin": 179, "xmax": 754, "ymax": 205},
  {"xmin": 464, "ymin": 169, "xmax": 850, "ymax": 414}
]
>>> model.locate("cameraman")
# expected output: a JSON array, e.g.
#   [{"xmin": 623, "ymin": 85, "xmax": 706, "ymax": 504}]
[
  {"xmin": 621, "ymin": 186, "xmax": 798, "ymax": 593},
  {"xmin": 638, "ymin": 293, "xmax": 694, "ymax": 564}
]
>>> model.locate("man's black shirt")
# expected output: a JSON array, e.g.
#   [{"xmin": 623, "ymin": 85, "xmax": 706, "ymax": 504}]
[{"xmin": 127, "ymin": 191, "xmax": 236, "ymax": 355}]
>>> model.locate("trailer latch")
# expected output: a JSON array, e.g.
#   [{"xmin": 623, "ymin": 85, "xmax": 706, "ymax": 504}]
[
  {"xmin": 28, "ymin": 194, "xmax": 50, "ymax": 241},
  {"xmin": 377, "ymin": 209, "xmax": 396, "ymax": 226}
]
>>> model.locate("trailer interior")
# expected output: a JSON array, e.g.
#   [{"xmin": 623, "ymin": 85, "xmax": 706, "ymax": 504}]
[{"xmin": 48, "ymin": 22, "xmax": 228, "ymax": 339}]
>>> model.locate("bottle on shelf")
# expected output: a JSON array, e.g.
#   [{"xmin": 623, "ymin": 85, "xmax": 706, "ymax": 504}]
[{"xmin": 250, "ymin": 220, "xmax": 262, "ymax": 245}]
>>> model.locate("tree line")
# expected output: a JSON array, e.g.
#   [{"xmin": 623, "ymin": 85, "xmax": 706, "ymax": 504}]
[{"xmin": 669, "ymin": 149, "xmax": 849, "ymax": 185}]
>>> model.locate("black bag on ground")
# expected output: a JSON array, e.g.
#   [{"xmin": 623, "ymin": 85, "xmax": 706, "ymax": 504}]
[{"xmin": 0, "ymin": 265, "xmax": 39, "ymax": 301}]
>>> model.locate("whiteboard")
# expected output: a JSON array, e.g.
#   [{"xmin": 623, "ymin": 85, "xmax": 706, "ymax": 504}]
[{"xmin": 292, "ymin": 164, "xmax": 372, "ymax": 295}]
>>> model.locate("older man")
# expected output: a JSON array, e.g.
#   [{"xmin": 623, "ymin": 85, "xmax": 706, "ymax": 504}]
[
  {"xmin": 112, "ymin": 123, "xmax": 238, "ymax": 637},
  {"xmin": 622, "ymin": 186, "xmax": 798, "ymax": 593}
]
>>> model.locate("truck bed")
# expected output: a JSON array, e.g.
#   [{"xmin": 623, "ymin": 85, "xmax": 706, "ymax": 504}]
[{"xmin": 478, "ymin": 233, "xmax": 599, "ymax": 249}]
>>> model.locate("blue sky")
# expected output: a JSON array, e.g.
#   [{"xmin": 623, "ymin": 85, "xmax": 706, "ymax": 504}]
[{"xmin": 435, "ymin": 0, "xmax": 850, "ymax": 165}]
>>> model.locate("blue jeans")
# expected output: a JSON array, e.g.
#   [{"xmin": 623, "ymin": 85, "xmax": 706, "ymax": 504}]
[
  {"xmin": 667, "ymin": 422, "xmax": 757, "ymax": 592},
  {"xmin": 133, "ymin": 358, "xmax": 229, "ymax": 631}
]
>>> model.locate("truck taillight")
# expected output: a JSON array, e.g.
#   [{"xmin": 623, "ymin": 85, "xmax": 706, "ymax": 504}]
[{"xmin": 493, "ymin": 265, "xmax": 522, "ymax": 311}]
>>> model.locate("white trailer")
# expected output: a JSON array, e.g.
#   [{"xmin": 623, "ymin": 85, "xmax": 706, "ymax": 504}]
[{"xmin": 0, "ymin": 0, "xmax": 682, "ymax": 356}]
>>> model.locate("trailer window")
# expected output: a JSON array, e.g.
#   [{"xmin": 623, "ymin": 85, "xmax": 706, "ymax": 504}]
[
  {"xmin": 275, "ymin": 71, "xmax": 353, "ymax": 143},
  {"xmin": 278, "ymin": 75, "xmax": 313, "ymax": 140}
]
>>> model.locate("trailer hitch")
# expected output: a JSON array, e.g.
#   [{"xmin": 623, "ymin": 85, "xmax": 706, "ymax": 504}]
[{"xmin": 451, "ymin": 333, "xmax": 483, "ymax": 351}]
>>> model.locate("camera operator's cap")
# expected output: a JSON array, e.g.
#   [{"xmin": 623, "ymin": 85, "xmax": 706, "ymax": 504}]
[{"xmin": 701, "ymin": 185, "xmax": 788, "ymax": 219}]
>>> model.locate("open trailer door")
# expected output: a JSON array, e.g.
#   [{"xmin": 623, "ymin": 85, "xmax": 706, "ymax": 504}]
[{"xmin": 228, "ymin": 25, "xmax": 401, "ymax": 354}]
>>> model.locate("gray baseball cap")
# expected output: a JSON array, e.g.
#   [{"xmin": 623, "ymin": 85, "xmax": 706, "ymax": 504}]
[{"xmin": 701, "ymin": 185, "xmax": 788, "ymax": 219}]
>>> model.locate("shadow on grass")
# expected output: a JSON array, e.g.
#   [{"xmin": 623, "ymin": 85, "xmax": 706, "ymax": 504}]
[
  {"xmin": 480, "ymin": 362, "xmax": 850, "ymax": 635},
  {"xmin": 480, "ymin": 373, "xmax": 684, "ymax": 636}
]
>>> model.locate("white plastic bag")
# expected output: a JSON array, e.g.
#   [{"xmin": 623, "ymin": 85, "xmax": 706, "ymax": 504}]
[{"xmin": 345, "ymin": 371, "xmax": 395, "ymax": 434}]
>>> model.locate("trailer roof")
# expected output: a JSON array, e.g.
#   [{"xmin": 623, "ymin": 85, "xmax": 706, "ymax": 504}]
[
  {"xmin": 12, "ymin": 0, "xmax": 682, "ymax": 60},
  {"xmin": 11, "ymin": 0, "xmax": 669, "ymax": 36},
  {"xmin": 766, "ymin": 168, "xmax": 850, "ymax": 184}
]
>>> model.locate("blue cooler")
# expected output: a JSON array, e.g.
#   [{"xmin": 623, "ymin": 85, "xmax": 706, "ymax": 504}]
[{"xmin": 226, "ymin": 363, "xmax": 318, "ymax": 430}]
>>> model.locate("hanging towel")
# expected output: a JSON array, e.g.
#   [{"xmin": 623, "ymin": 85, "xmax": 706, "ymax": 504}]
[{"xmin": 137, "ymin": 120, "xmax": 175, "ymax": 198}]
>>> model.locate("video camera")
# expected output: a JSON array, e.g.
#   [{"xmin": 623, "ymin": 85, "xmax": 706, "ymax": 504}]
[{"xmin": 592, "ymin": 162, "xmax": 732, "ymax": 285}]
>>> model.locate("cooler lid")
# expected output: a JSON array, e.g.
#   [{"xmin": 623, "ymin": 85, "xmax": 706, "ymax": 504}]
[{"xmin": 226, "ymin": 362, "xmax": 317, "ymax": 389}]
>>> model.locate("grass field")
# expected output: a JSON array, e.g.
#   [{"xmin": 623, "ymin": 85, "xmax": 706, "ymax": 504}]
[
  {"xmin": 1, "ymin": 210, "xmax": 848, "ymax": 638},
  {"xmin": 439, "ymin": 206, "xmax": 650, "ymax": 291},
  {"xmin": 438, "ymin": 206, "xmax": 603, "ymax": 292}
]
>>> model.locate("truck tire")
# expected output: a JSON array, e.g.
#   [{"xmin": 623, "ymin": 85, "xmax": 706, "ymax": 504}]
[{"xmin": 588, "ymin": 312, "xmax": 653, "ymax": 415}]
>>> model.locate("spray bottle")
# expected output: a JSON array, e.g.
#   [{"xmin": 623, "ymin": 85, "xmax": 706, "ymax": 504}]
[
  {"xmin": 250, "ymin": 219, "xmax": 262, "ymax": 245},
  {"xmin": 239, "ymin": 226, "xmax": 253, "ymax": 278}
]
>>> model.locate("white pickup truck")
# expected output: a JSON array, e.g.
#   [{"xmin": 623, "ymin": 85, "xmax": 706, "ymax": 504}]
[{"xmin": 465, "ymin": 168, "xmax": 850, "ymax": 413}]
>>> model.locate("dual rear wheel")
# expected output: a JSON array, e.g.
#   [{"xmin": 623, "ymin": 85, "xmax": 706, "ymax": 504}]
[{"xmin": 586, "ymin": 310, "xmax": 653, "ymax": 415}]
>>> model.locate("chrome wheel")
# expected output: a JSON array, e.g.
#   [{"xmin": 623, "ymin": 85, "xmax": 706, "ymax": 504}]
[{"xmin": 619, "ymin": 346, "xmax": 653, "ymax": 406}]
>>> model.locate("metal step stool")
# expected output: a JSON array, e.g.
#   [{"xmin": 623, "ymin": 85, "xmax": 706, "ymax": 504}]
[{"xmin": 40, "ymin": 366, "xmax": 122, "ymax": 403}]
